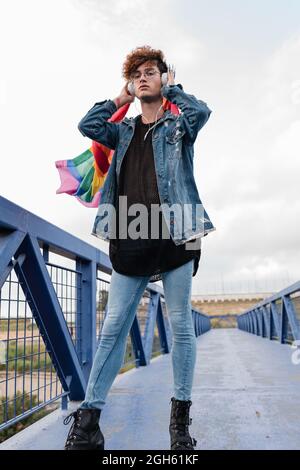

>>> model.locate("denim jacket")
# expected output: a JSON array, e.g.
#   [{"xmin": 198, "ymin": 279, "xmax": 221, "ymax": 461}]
[{"xmin": 78, "ymin": 83, "xmax": 216, "ymax": 245}]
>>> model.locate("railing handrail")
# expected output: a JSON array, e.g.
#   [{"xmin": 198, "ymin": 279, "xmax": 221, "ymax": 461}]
[
  {"xmin": 238, "ymin": 280, "xmax": 300, "ymax": 316},
  {"xmin": 0, "ymin": 195, "xmax": 111, "ymax": 271}
]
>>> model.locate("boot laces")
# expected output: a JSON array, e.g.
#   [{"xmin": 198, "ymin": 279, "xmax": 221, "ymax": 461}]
[
  {"xmin": 64, "ymin": 410, "xmax": 83, "ymax": 446},
  {"xmin": 63, "ymin": 410, "xmax": 82, "ymax": 425},
  {"xmin": 174, "ymin": 437, "xmax": 197, "ymax": 449},
  {"xmin": 170, "ymin": 398, "xmax": 192, "ymax": 424},
  {"xmin": 170, "ymin": 398, "xmax": 197, "ymax": 448}
]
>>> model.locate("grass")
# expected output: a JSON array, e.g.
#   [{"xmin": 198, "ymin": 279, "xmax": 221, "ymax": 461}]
[
  {"xmin": 0, "ymin": 392, "xmax": 59, "ymax": 443},
  {"xmin": 0, "ymin": 319, "xmax": 38, "ymax": 333},
  {"xmin": 210, "ymin": 317, "xmax": 237, "ymax": 329},
  {"xmin": 0, "ymin": 340, "xmax": 54, "ymax": 373}
]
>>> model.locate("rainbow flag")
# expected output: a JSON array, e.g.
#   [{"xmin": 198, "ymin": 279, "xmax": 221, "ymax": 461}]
[{"xmin": 55, "ymin": 97, "xmax": 179, "ymax": 207}]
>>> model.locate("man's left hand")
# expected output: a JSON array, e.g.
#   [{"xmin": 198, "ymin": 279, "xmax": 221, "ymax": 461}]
[{"xmin": 167, "ymin": 64, "xmax": 176, "ymax": 85}]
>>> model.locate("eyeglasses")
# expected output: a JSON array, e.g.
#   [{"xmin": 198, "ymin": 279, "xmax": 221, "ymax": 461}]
[{"xmin": 130, "ymin": 69, "xmax": 160, "ymax": 81}]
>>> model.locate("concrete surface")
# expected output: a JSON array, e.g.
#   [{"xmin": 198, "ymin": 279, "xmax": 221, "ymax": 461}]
[{"xmin": 1, "ymin": 328, "xmax": 300, "ymax": 450}]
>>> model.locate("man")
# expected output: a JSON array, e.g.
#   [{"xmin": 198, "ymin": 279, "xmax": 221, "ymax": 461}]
[{"xmin": 64, "ymin": 45, "xmax": 215, "ymax": 451}]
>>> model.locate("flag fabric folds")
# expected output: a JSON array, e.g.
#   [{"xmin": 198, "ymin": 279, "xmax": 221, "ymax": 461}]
[{"xmin": 55, "ymin": 97, "xmax": 179, "ymax": 208}]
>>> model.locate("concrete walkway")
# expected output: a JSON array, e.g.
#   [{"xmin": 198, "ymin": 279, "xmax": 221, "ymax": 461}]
[{"xmin": 1, "ymin": 328, "xmax": 300, "ymax": 450}]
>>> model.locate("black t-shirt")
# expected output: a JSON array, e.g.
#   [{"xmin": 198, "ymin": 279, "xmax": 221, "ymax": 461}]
[{"xmin": 109, "ymin": 114, "xmax": 201, "ymax": 282}]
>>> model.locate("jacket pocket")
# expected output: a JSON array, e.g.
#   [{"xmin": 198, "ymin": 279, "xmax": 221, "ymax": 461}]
[{"xmin": 166, "ymin": 128, "xmax": 185, "ymax": 162}]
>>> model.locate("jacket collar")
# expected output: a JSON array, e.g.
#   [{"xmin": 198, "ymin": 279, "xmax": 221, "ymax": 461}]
[{"xmin": 121, "ymin": 109, "xmax": 177, "ymax": 128}]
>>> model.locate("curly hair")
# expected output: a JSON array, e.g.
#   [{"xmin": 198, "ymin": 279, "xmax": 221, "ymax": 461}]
[{"xmin": 122, "ymin": 45, "xmax": 168, "ymax": 81}]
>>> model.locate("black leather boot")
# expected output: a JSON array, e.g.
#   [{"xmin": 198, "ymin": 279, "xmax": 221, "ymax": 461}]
[
  {"xmin": 169, "ymin": 397, "xmax": 197, "ymax": 450},
  {"xmin": 63, "ymin": 408, "xmax": 105, "ymax": 450}
]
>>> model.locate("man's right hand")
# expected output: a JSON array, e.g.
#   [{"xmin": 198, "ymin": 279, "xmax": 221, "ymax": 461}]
[{"xmin": 113, "ymin": 83, "xmax": 135, "ymax": 108}]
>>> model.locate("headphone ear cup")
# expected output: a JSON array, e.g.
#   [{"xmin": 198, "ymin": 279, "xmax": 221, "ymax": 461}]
[
  {"xmin": 161, "ymin": 72, "xmax": 168, "ymax": 86},
  {"xmin": 127, "ymin": 82, "xmax": 135, "ymax": 96}
]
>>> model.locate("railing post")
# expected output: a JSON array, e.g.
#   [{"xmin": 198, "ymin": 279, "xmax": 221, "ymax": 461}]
[
  {"xmin": 268, "ymin": 305, "xmax": 272, "ymax": 339},
  {"xmin": 270, "ymin": 301, "xmax": 281, "ymax": 340},
  {"xmin": 257, "ymin": 308, "xmax": 263, "ymax": 336},
  {"xmin": 280, "ymin": 299, "xmax": 285, "ymax": 344},
  {"xmin": 156, "ymin": 294, "xmax": 171, "ymax": 354},
  {"xmin": 76, "ymin": 258, "xmax": 97, "ymax": 383},
  {"xmin": 282, "ymin": 295, "xmax": 300, "ymax": 342}
]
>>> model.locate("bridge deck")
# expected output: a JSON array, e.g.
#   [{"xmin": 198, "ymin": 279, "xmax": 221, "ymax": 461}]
[{"xmin": 1, "ymin": 328, "xmax": 300, "ymax": 450}]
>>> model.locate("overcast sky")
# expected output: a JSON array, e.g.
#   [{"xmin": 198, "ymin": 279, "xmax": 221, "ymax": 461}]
[{"xmin": 0, "ymin": 0, "xmax": 299, "ymax": 295}]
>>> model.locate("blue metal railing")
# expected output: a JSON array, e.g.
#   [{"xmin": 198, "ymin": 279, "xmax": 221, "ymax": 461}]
[
  {"xmin": 0, "ymin": 195, "xmax": 211, "ymax": 433},
  {"xmin": 237, "ymin": 281, "xmax": 300, "ymax": 344}
]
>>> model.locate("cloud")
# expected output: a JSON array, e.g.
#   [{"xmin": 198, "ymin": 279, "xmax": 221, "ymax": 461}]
[
  {"xmin": 191, "ymin": 32, "xmax": 300, "ymax": 294},
  {"xmin": 255, "ymin": 34, "xmax": 300, "ymax": 133},
  {"xmin": 1, "ymin": 1, "xmax": 299, "ymax": 296},
  {"xmin": 71, "ymin": 0, "xmax": 158, "ymax": 41}
]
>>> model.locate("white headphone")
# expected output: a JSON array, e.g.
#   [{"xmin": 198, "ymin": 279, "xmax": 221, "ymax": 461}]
[{"xmin": 127, "ymin": 71, "xmax": 168, "ymax": 96}]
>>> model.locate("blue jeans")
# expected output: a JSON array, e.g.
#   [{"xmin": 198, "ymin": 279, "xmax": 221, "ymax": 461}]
[{"xmin": 79, "ymin": 259, "xmax": 196, "ymax": 410}]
